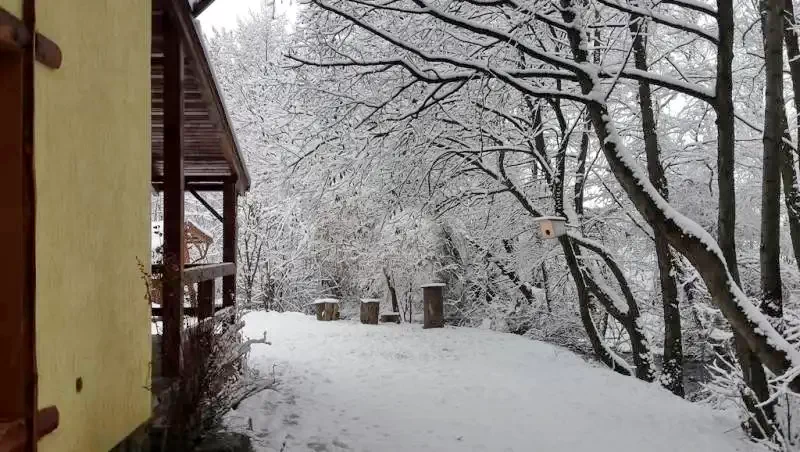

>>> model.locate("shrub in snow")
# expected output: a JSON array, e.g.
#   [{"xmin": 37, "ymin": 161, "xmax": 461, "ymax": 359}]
[{"xmin": 152, "ymin": 310, "xmax": 270, "ymax": 451}]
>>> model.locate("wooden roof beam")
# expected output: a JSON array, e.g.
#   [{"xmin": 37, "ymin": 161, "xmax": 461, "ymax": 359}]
[
  {"xmin": 191, "ymin": 0, "xmax": 217, "ymax": 17},
  {"xmin": 162, "ymin": 0, "xmax": 250, "ymax": 194}
]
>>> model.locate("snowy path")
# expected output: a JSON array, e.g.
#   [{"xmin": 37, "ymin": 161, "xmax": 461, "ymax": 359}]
[{"xmin": 228, "ymin": 312, "xmax": 756, "ymax": 452}]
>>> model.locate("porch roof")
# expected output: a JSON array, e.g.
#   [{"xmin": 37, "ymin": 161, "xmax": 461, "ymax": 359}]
[{"xmin": 151, "ymin": 0, "xmax": 250, "ymax": 193}]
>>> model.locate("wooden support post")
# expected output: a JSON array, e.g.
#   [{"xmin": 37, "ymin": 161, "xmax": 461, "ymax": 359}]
[
  {"xmin": 197, "ymin": 280, "xmax": 214, "ymax": 320},
  {"xmin": 161, "ymin": 11, "xmax": 184, "ymax": 379},
  {"xmin": 222, "ymin": 180, "xmax": 237, "ymax": 308},
  {"xmin": 422, "ymin": 283, "xmax": 445, "ymax": 329},
  {"xmin": 360, "ymin": 299, "xmax": 380, "ymax": 325},
  {"xmin": 0, "ymin": 47, "xmax": 26, "ymax": 429}
]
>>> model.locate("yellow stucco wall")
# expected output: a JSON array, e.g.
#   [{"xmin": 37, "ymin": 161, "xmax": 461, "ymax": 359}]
[
  {"xmin": 0, "ymin": 0, "xmax": 20, "ymax": 17},
  {"xmin": 33, "ymin": 1, "xmax": 152, "ymax": 451}
]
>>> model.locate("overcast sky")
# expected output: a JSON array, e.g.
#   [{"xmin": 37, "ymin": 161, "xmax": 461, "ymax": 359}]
[{"xmin": 198, "ymin": 0, "xmax": 296, "ymax": 33}]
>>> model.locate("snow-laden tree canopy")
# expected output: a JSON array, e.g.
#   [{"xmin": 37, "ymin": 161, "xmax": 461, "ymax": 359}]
[{"xmin": 205, "ymin": 0, "xmax": 800, "ymax": 445}]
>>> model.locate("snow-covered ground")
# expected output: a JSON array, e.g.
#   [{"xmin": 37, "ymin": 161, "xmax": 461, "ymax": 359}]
[{"xmin": 228, "ymin": 311, "xmax": 757, "ymax": 452}]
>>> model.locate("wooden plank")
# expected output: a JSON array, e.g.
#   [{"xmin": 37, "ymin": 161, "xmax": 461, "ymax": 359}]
[
  {"xmin": 21, "ymin": 0, "xmax": 37, "ymax": 448},
  {"xmin": 152, "ymin": 304, "xmax": 224, "ymax": 318},
  {"xmin": 152, "ymin": 262, "xmax": 234, "ymax": 280},
  {"xmin": 151, "ymin": 182, "xmax": 225, "ymax": 192},
  {"xmin": 222, "ymin": 181, "xmax": 237, "ymax": 307},
  {"xmin": 0, "ymin": 8, "xmax": 61, "ymax": 69},
  {"xmin": 160, "ymin": 9, "xmax": 185, "ymax": 379},
  {"xmin": 197, "ymin": 280, "xmax": 214, "ymax": 320},
  {"xmin": 33, "ymin": 33, "xmax": 60, "ymax": 70},
  {"xmin": 184, "ymin": 262, "xmax": 235, "ymax": 284}
]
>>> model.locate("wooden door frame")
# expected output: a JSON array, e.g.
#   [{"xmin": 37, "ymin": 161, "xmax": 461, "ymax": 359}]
[
  {"xmin": 0, "ymin": 37, "xmax": 32, "ymax": 452},
  {"xmin": 0, "ymin": 4, "xmax": 59, "ymax": 451}
]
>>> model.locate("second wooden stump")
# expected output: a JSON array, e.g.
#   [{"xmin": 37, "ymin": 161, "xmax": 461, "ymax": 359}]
[
  {"xmin": 360, "ymin": 298, "xmax": 380, "ymax": 324},
  {"xmin": 422, "ymin": 283, "xmax": 445, "ymax": 329}
]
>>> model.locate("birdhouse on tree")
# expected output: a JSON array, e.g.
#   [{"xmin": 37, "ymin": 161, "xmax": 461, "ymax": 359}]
[{"xmin": 534, "ymin": 216, "xmax": 567, "ymax": 239}]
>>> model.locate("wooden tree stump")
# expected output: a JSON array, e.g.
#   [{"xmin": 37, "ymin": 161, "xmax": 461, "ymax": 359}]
[
  {"xmin": 379, "ymin": 313, "xmax": 401, "ymax": 324},
  {"xmin": 360, "ymin": 299, "xmax": 380, "ymax": 324},
  {"xmin": 326, "ymin": 302, "xmax": 340, "ymax": 321},
  {"xmin": 422, "ymin": 283, "xmax": 446, "ymax": 329},
  {"xmin": 313, "ymin": 298, "xmax": 339, "ymax": 321},
  {"xmin": 314, "ymin": 302, "xmax": 325, "ymax": 321}
]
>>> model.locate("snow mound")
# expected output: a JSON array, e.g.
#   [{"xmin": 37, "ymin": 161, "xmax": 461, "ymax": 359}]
[{"xmin": 228, "ymin": 311, "xmax": 756, "ymax": 452}]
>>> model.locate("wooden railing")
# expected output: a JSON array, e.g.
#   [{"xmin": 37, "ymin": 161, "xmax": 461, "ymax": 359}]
[
  {"xmin": 150, "ymin": 262, "xmax": 237, "ymax": 381},
  {"xmin": 150, "ymin": 262, "xmax": 235, "ymax": 320}
]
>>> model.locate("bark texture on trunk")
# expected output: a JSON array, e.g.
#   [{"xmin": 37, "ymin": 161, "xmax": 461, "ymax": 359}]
[
  {"xmin": 715, "ymin": 0, "xmax": 739, "ymax": 284},
  {"xmin": 383, "ymin": 268, "xmax": 401, "ymax": 314},
  {"xmin": 760, "ymin": 0, "xmax": 785, "ymax": 318}
]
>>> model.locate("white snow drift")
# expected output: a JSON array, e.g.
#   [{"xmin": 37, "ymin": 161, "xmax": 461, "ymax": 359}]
[{"xmin": 227, "ymin": 311, "xmax": 757, "ymax": 452}]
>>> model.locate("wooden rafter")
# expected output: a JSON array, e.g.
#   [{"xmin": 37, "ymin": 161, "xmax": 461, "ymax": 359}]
[
  {"xmin": 191, "ymin": 0, "xmax": 217, "ymax": 17},
  {"xmin": 153, "ymin": 0, "xmax": 250, "ymax": 193}
]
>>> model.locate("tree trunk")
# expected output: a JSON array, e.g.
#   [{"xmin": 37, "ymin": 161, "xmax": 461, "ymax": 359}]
[
  {"xmin": 558, "ymin": 0, "xmax": 800, "ymax": 393},
  {"xmin": 560, "ymin": 237, "xmax": 632, "ymax": 375},
  {"xmin": 760, "ymin": 0, "xmax": 785, "ymax": 319},
  {"xmin": 546, "ymin": 97, "xmax": 649, "ymax": 378},
  {"xmin": 715, "ymin": 1, "xmax": 739, "ymax": 284},
  {"xmin": 630, "ymin": 12, "xmax": 684, "ymax": 397},
  {"xmin": 540, "ymin": 262, "xmax": 552, "ymax": 313},
  {"xmin": 574, "ymin": 117, "xmax": 590, "ymax": 218},
  {"xmin": 383, "ymin": 268, "xmax": 400, "ymax": 314},
  {"xmin": 779, "ymin": 127, "xmax": 800, "ymax": 274}
]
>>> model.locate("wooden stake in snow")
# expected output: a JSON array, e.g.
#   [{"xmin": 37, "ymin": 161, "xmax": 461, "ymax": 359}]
[
  {"xmin": 360, "ymin": 299, "xmax": 380, "ymax": 324},
  {"xmin": 422, "ymin": 283, "xmax": 446, "ymax": 329}
]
